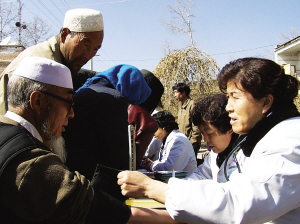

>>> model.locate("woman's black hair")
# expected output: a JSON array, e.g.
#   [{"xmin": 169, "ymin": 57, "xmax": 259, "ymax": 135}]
[
  {"xmin": 139, "ymin": 69, "xmax": 164, "ymax": 113},
  {"xmin": 152, "ymin": 111, "xmax": 178, "ymax": 133},
  {"xmin": 217, "ymin": 57, "xmax": 299, "ymax": 110},
  {"xmin": 191, "ymin": 94, "xmax": 231, "ymax": 134}
]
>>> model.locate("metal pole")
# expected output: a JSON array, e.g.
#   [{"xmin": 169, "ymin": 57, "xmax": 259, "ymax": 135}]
[{"xmin": 18, "ymin": 0, "xmax": 21, "ymax": 45}]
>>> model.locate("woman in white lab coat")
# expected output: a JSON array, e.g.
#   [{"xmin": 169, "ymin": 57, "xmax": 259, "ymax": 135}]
[
  {"xmin": 118, "ymin": 58, "xmax": 300, "ymax": 224},
  {"xmin": 187, "ymin": 93, "xmax": 239, "ymax": 181},
  {"xmin": 143, "ymin": 111, "xmax": 197, "ymax": 176}
]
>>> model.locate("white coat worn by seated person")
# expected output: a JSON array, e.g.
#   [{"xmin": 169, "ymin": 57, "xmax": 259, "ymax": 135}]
[
  {"xmin": 187, "ymin": 133, "xmax": 239, "ymax": 182},
  {"xmin": 166, "ymin": 117, "xmax": 300, "ymax": 223},
  {"xmin": 151, "ymin": 130, "xmax": 197, "ymax": 176}
]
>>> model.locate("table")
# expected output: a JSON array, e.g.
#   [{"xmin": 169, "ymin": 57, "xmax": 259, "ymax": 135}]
[{"xmin": 126, "ymin": 198, "xmax": 165, "ymax": 209}]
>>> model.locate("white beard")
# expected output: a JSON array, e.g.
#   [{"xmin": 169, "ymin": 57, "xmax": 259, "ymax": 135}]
[
  {"xmin": 44, "ymin": 136, "xmax": 67, "ymax": 163},
  {"xmin": 41, "ymin": 110, "xmax": 67, "ymax": 163}
]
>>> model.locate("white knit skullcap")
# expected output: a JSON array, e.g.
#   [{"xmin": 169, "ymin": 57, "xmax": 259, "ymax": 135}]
[
  {"xmin": 13, "ymin": 56, "xmax": 73, "ymax": 89},
  {"xmin": 63, "ymin": 8, "xmax": 103, "ymax": 32}
]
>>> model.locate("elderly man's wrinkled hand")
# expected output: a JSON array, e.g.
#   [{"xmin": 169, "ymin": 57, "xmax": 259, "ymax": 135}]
[{"xmin": 117, "ymin": 171, "xmax": 151, "ymax": 199}]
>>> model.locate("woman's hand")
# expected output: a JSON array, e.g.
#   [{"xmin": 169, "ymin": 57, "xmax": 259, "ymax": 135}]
[
  {"xmin": 143, "ymin": 158, "xmax": 153, "ymax": 171},
  {"xmin": 117, "ymin": 171, "xmax": 168, "ymax": 204},
  {"xmin": 117, "ymin": 171, "xmax": 152, "ymax": 198}
]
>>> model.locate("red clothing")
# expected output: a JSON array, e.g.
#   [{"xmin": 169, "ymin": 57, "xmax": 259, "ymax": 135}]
[{"xmin": 128, "ymin": 105, "xmax": 158, "ymax": 165}]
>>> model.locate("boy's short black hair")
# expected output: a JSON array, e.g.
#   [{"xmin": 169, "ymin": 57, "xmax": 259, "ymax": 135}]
[{"xmin": 172, "ymin": 83, "xmax": 190, "ymax": 97}]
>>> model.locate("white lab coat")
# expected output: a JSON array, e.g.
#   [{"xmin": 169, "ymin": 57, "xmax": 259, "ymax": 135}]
[
  {"xmin": 186, "ymin": 151, "xmax": 220, "ymax": 181},
  {"xmin": 144, "ymin": 137, "xmax": 162, "ymax": 161},
  {"xmin": 150, "ymin": 130, "xmax": 197, "ymax": 176},
  {"xmin": 165, "ymin": 117, "xmax": 300, "ymax": 224}
]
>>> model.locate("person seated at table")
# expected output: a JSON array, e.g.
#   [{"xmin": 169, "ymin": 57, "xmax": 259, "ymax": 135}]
[
  {"xmin": 143, "ymin": 137, "xmax": 162, "ymax": 161},
  {"xmin": 143, "ymin": 111, "xmax": 197, "ymax": 176},
  {"xmin": 189, "ymin": 93, "xmax": 238, "ymax": 180},
  {"xmin": 118, "ymin": 57, "xmax": 300, "ymax": 223}
]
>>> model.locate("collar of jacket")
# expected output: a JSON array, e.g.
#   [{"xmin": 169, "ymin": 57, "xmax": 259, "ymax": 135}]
[
  {"xmin": 234, "ymin": 101, "xmax": 300, "ymax": 157},
  {"xmin": 216, "ymin": 132, "xmax": 239, "ymax": 168},
  {"xmin": 181, "ymin": 98, "xmax": 192, "ymax": 109},
  {"xmin": 164, "ymin": 130, "xmax": 180, "ymax": 145}
]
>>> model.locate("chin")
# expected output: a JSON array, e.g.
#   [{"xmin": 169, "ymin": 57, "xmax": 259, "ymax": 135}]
[{"xmin": 233, "ymin": 128, "xmax": 247, "ymax": 135}]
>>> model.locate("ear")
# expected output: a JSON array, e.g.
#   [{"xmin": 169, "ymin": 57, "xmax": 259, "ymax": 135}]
[
  {"xmin": 262, "ymin": 94, "xmax": 274, "ymax": 114},
  {"xmin": 29, "ymin": 91, "xmax": 45, "ymax": 115},
  {"xmin": 60, "ymin": 28, "xmax": 71, "ymax": 43},
  {"xmin": 228, "ymin": 129, "xmax": 234, "ymax": 135}
]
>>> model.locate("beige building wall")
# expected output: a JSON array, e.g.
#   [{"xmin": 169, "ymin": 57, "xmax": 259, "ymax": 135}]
[{"xmin": 0, "ymin": 45, "xmax": 25, "ymax": 74}]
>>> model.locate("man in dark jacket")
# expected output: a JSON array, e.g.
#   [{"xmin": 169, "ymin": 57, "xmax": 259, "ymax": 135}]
[{"xmin": 0, "ymin": 56, "xmax": 131, "ymax": 223}]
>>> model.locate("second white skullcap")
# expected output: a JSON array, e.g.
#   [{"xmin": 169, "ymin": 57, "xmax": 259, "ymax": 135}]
[
  {"xmin": 63, "ymin": 8, "xmax": 104, "ymax": 32},
  {"xmin": 13, "ymin": 56, "xmax": 73, "ymax": 89}
]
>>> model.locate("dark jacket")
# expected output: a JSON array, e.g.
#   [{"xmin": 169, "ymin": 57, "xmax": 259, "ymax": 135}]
[
  {"xmin": 64, "ymin": 79, "xmax": 129, "ymax": 201},
  {"xmin": 0, "ymin": 116, "xmax": 130, "ymax": 224}
]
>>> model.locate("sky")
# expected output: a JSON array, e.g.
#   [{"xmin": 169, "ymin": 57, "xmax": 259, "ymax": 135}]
[{"xmin": 9, "ymin": 0, "xmax": 300, "ymax": 73}]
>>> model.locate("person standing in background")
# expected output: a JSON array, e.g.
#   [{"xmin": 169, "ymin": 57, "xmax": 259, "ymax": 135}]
[{"xmin": 172, "ymin": 83, "xmax": 202, "ymax": 157}]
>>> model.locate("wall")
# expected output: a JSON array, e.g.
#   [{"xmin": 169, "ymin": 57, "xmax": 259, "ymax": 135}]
[{"xmin": 0, "ymin": 45, "xmax": 25, "ymax": 74}]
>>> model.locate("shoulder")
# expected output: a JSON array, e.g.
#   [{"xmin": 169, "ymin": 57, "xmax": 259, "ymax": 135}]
[
  {"xmin": 128, "ymin": 105, "xmax": 151, "ymax": 121},
  {"xmin": 254, "ymin": 117, "xmax": 300, "ymax": 155},
  {"xmin": 0, "ymin": 115, "xmax": 18, "ymax": 125},
  {"xmin": 128, "ymin": 105, "xmax": 146, "ymax": 114},
  {"xmin": 265, "ymin": 117, "xmax": 300, "ymax": 140},
  {"xmin": 75, "ymin": 84, "xmax": 126, "ymax": 104},
  {"xmin": 168, "ymin": 130, "xmax": 189, "ymax": 143},
  {"xmin": 1, "ymin": 37, "xmax": 58, "ymax": 76},
  {"xmin": 188, "ymin": 99, "xmax": 195, "ymax": 107},
  {"xmin": 19, "ymin": 37, "xmax": 56, "ymax": 57}
]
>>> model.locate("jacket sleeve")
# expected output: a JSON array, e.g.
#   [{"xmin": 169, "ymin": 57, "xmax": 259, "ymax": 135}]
[
  {"xmin": 144, "ymin": 137, "xmax": 162, "ymax": 160},
  {"xmin": 165, "ymin": 120, "xmax": 300, "ymax": 224},
  {"xmin": 135, "ymin": 116, "xmax": 158, "ymax": 164},
  {"xmin": 0, "ymin": 148, "xmax": 93, "ymax": 223},
  {"xmin": 185, "ymin": 153, "xmax": 213, "ymax": 180},
  {"xmin": 0, "ymin": 148, "xmax": 131, "ymax": 224}
]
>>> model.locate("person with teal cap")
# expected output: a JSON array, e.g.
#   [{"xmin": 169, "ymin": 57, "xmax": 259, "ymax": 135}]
[{"xmin": 63, "ymin": 64, "xmax": 151, "ymax": 202}]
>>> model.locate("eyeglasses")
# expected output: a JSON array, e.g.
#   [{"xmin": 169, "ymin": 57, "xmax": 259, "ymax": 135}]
[{"xmin": 40, "ymin": 91, "xmax": 74, "ymax": 113}]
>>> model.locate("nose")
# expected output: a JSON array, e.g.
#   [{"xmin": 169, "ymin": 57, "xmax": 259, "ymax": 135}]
[
  {"xmin": 226, "ymin": 100, "xmax": 233, "ymax": 113},
  {"xmin": 202, "ymin": 133, "xmax": 210, "ymax": 143},
  {"xmin": 68, "ymin": 107, "xmax": 75, "ymax": 119}
]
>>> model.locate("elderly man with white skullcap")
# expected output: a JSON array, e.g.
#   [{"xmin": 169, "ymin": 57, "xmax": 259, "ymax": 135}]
[
  {"xmin": 0, "ymin": 8, "xmax": 104, "ymax": 115},
  {"xmin": 0, "ymin": 57, "xmax": 131, "ymax": 224}
]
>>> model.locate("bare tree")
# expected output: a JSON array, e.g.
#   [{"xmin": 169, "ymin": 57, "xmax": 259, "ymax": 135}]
[
  {"xmin": 21, "ymin": 16, "xmax": 52, "ymax": 47},
  {"xmin": 154, "ymin": 47, "xmax": 220, "ymax": 114},
  {"xmin": 161, "ymin": 0, "xmax": 196, "ymax": 47},
  {"xmin": 279, "ymin": 27, "xmax": 300, "ymax": 42},
  {"xmin": 0, "ymin": 1, "xmax": 18, "ymax": 42},
  {"xmin": 156, "ymin": 0, "xmax": 220, "ymax": 115}
]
